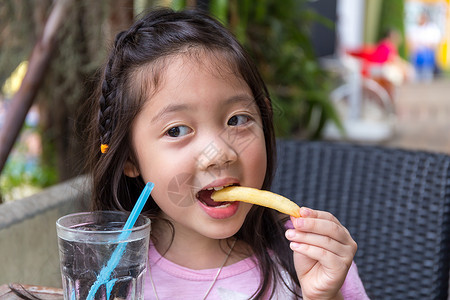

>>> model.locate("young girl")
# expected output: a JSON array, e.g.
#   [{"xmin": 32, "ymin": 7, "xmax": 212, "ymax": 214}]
[{"xmin": 85, "ymin": 7, "xmax": 369, "ymax": 299}]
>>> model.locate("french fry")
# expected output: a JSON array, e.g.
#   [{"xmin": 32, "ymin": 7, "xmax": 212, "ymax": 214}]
[{"xmin": 211, "ymin": 186, "xmax": 301, "ymax": 218}]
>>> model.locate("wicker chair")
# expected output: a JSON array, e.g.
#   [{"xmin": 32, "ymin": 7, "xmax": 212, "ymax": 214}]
[{"xmin": 271, "ymin": 140, "xmax": 450, "ymax": 300}]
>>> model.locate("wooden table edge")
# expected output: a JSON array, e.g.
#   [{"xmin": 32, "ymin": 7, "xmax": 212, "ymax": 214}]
[{"xmin": 0, "ymin": 283, "xmax": 63, "ymax": 298}]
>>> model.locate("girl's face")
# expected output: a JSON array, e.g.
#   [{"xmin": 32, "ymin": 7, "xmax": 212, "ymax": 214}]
[{"xmin": 126, "ymin": 53, "xmax": 267, "ymax": 241}]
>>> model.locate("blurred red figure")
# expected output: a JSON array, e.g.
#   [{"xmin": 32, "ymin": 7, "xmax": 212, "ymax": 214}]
[{"xmin": 348, "ymin": 29, "xmax": 413, "ymax": 100}]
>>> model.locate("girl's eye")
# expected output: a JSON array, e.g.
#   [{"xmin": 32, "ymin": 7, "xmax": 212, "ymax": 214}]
[
  {"xmin": 166, "ymin": 125, "xmax": 191, "ymax": 137},
  {"xmin": 228, "ymin": 115, "xmax": 250, "ymax": 126}
]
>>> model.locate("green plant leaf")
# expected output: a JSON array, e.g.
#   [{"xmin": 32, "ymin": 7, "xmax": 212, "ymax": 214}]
[
  {"xmin": 210, "ymin": 0, "xmax": 228, "ymax": 25},
  {"xmin": 170, "ymin": 0, "xmax": 186, "ymax": 11}
]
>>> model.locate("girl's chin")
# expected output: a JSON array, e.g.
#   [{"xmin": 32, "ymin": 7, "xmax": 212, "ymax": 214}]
[{"xmin": 198, "ymin": 200, "xmax": 241, "ymax": 219}]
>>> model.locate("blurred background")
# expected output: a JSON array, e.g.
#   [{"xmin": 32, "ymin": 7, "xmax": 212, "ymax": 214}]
[{"xmin": 1, "ymin": 0, "xmax": 449, "ymax": 203}]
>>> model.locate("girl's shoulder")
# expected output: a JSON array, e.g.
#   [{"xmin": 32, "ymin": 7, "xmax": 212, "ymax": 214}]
[{"xmin": 341, "ymin": 262, "xmax": 371, "ymax": 300}]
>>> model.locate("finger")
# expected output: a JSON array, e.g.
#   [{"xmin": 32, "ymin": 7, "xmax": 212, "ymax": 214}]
[
  {"xmin": 285, "ymin": 229, "xmax": 352, "ymax": 258},
  {"xmin": 292, "ymin": 248, "xmax": 316, "ymax": 279},
  {"xmin": 291, "ymin": 217, "xmax": 355, "ymax": 246},
  {"xmin": 290, "ymin": 242, "xmax": 353, "ymax": 271},
  {"xmin": 299, "ymin": 207, "xmax": 342, "ymax": 226}
]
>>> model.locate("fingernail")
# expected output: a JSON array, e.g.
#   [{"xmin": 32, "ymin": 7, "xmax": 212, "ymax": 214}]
[
  {"xmin": 300, "ymin": 207, "xmax": 311, "ymax": 217},
  {"xmin": 290, "ymin": 242, "xmax": 300, "ymax": 249},
  {"xmin": 295, "ymin": 218, "xmax": 304, "ymax": 228},
  {"xmin": 285, "ymin": 229, "xmax": 295, "ymax": 239}
]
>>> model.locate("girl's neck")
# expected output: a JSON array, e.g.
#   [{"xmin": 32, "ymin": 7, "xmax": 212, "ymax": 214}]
[{"xmin": 151, "ymin": 219, "xmax": 251, "ymax": 270}]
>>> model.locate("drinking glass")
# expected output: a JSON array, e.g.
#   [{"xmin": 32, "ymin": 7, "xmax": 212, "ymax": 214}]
[{"xmin": 56, "ymin": 211, "xmax": 150, "ymax": 300}]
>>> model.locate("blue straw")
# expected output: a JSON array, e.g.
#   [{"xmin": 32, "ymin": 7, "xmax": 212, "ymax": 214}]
[{"xmin": 86, "ymin": 182, "xmax": 154, "ymax": 300}]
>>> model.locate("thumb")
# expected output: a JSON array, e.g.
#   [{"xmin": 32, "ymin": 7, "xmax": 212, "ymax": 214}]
[{"xmin": 291, "ymin": 243, "xmax": 316, "ymax": 280}]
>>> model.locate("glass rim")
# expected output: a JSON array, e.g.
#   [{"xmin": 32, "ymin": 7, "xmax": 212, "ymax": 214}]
[{"xmin": 56, "ymin": 210, "xmax": 151, "ymax": 235}]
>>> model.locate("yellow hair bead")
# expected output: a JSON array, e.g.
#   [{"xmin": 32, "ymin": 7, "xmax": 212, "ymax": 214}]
[{"xmin": 100, "ymin": 144, "xmax": 109, "ymax": 154}]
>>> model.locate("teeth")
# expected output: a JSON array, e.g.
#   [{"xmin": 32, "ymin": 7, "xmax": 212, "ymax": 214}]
[{"xmin": 203, "ymin": 184, "xmax": 235, "ymax": 192}]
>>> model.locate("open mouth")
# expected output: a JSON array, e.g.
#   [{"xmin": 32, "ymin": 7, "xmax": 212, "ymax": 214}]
[{"xmin": 196, "ymin": 184, "xmax": 239, "ymax": 207}]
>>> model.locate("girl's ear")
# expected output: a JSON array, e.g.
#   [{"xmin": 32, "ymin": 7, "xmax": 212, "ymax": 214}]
[{"xmin": 124, "ymin": 160, "xmax": 140, "ymax": 177}]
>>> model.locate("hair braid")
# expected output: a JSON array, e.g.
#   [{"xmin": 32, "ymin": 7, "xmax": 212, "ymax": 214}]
[
  {"xmin": 97, "ymin": 30, "xmax": 128, "ymax": 153},
  {"xmin": 98, "ymin": 59, "xmax": 116, "ymax": 153},
  {"xmin": 97, "ymin": 23, "xmax": 148, "ymax": 154}
]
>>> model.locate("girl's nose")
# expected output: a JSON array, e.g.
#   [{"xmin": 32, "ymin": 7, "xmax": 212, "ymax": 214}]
[{"xmin": 197, "ymin": 137, "xmax": 238, "ymax": 171}]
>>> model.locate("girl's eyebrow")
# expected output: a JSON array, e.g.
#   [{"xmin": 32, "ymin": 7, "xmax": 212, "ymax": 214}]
[
  {"xmin": 226, "ymin": 94, "xmax": 255, "ymax": 106},
  {"xmin": 151, "ymin": 103, "xmax": 192, "ymax": 123}
]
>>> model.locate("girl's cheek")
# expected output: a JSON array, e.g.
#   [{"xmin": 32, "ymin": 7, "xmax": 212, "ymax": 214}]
[{"xmin": 248, "ymin": 136, "xmax": 267, "ymax": 180}]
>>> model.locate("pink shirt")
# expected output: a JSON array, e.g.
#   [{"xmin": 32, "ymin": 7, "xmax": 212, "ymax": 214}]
[{"xmin": 144, "ymin": 244, "xmax": 369, "ymax": 299}]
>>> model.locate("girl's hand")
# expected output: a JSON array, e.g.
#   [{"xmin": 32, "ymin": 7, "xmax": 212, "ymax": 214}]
[{"xmin": 285, "ymin": 207, "xmax": 357, "ymax": 300}]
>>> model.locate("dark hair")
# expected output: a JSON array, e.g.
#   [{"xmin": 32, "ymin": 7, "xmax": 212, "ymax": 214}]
[{"xmin": 84, "ymin": 7, "xmax": 300, "ymax": 298}]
